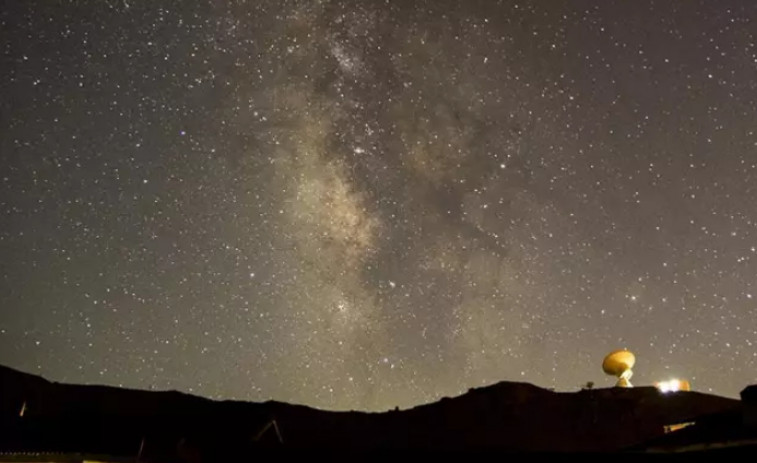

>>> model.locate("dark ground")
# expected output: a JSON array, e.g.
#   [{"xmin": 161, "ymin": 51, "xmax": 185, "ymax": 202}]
[{"xmin": 0, "ymin": 364, "xmax": 752, "ymax": 460}]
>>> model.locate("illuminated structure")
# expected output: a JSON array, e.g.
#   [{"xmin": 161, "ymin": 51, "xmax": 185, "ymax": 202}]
[
  {"xmin": 602, "ymin": 349, "xmax": 636, "ymax": 387},
  {"xmin": 655, "ymin": 379, "xmax": 691, "ymax": 393}
]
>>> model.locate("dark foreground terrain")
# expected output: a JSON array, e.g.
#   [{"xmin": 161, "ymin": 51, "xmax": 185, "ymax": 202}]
[{"xmin": 1, "ymin": 364, "xmax": 756, "ymax": 461}]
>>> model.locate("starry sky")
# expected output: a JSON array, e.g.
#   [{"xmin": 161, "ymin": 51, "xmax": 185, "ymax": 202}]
[{"xmin": 2, "ymin": 0, "xmax": 757, "ymax": 411}]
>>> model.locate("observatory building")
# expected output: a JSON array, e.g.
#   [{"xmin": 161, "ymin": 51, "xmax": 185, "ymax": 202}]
[{"xmin": 602, "ymin": 350, "xmax": 693, "ymax": 392}]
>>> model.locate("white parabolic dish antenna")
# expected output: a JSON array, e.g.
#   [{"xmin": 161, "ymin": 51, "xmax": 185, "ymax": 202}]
[{"xmin": 602, "ymin": 349, "xmax": 635, "ymax": 387}]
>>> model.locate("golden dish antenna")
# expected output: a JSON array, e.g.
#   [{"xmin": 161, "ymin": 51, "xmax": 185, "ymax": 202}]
[{"xmin": 602, "ymin": 349, "xmax": 635, "ymax": 387}]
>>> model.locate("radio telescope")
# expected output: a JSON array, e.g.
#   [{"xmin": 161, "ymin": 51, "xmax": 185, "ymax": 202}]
[{"xmin": 602, "ymin": 349, "xmax": 635, "ymax": 387}]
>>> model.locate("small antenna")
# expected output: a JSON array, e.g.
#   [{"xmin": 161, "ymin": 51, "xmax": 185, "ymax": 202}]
[
  {"xmin": 253, "ymin": 419, "xmax": 283, "ymax": 444},
  {"xmin": 137, "ymin": 436, "xmax": 146, "ymax": 461}
]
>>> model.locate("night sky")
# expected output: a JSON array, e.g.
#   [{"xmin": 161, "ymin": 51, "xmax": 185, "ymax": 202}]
[{"xmin": 2, "ymin": 1, "xmax": 757, "ymax": 411}]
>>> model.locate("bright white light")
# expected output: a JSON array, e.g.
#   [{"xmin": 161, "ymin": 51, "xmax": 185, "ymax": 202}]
[{"xmin": 657, "ymin": 379, "xmax": 682, "ymax": 393}]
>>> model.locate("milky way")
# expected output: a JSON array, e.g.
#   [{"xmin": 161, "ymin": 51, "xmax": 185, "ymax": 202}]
[{"xmin": 2, "ymin": 1, "xmax": 757, "ymax": 410}]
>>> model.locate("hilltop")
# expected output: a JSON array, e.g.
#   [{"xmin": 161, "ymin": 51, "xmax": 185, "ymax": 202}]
[{"xmin": 0, "ymin": 364, "xmax": 750, "ymax": 459}]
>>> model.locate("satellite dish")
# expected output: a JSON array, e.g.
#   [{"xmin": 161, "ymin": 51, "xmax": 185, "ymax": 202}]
[{"xmin": 602, "ymin": 349, "xmax": 635, "ymax": 387}]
